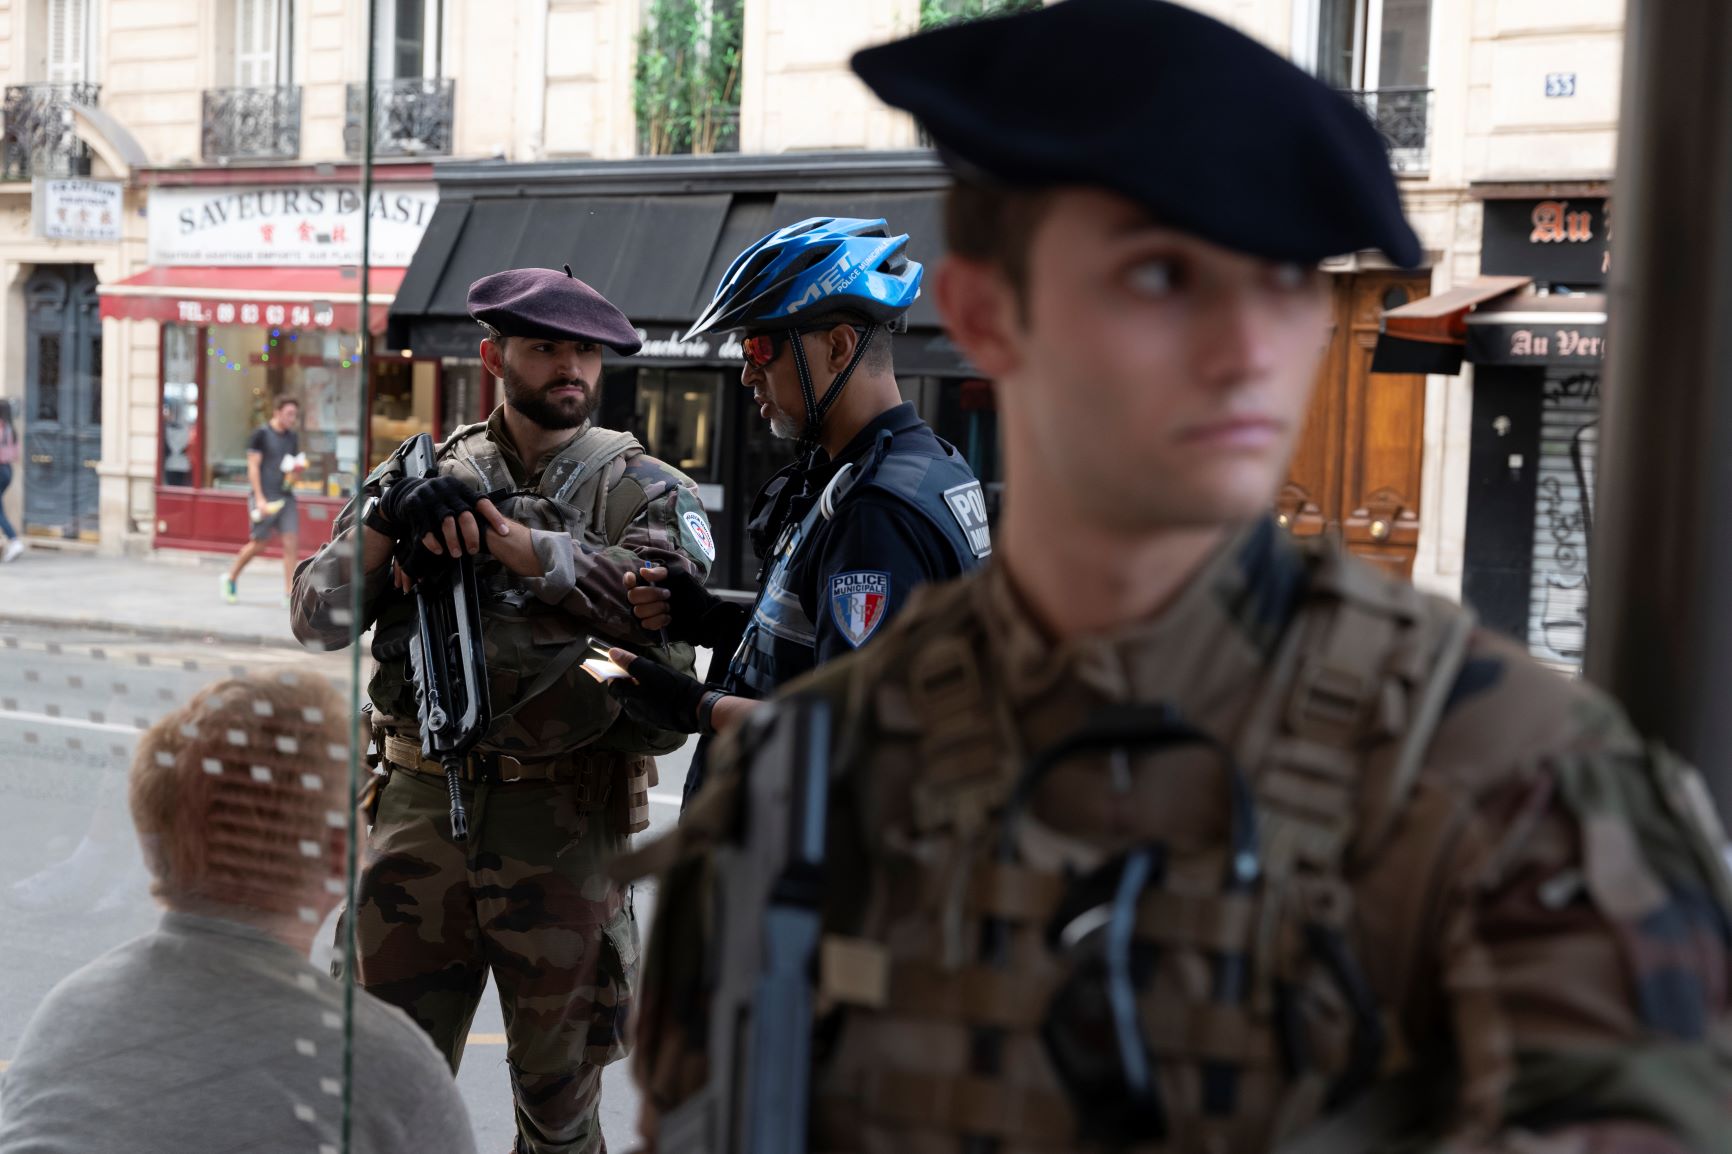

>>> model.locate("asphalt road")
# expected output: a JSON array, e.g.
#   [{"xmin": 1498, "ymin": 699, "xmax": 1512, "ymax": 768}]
[{"xmin": 0, "ymin": 621, "xmax": 689, "ymax": 1152}]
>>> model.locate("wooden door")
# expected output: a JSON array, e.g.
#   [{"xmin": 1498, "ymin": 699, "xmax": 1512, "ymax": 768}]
[{"xmin": 1278, "ymin": 272, "xmax": 1429, "ymax": 578}]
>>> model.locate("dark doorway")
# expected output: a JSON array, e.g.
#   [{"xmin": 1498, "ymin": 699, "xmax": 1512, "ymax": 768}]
[{"xmin": 24, "ymin": 265, "xmax": 101, "ymax": 540}]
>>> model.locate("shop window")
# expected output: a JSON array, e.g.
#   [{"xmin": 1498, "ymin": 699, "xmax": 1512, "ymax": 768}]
[
  {"xmin": 190, "ymin": 323, "xmax": 363, "ymax": 499},
  {"xmin": 161, "ymin": 324, "xmax": 199, "ymax": 487},
  {"xmin": 632, "ymin": 368, "xmax": 721, "ymax": 480},
  {"xmin": 930, "ymin": 377, "xmax": 1001, "ymax": 515},
  {"xmin": 439, "ymin": 358, "xmax": 487, "ymax": 439},
  {"xmin": 367, "ymin": 357, "xmax": 439, "ymax": 472}
]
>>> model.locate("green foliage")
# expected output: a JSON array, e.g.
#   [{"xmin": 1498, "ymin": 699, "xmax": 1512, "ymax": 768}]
[
  {"xmin": 918, "ymin": 0, "xmax": 1043, "ymax": 31},
  {"xmin": 635, "ymin": 0, "xmax": 743, "ymax": 156}
]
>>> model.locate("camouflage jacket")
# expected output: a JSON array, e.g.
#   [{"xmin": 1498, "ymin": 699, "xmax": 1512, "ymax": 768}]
[
  {"xmin": 292, "ymin": 409, "xmax": 716, "ymax": 758},
  {"xmin": 633, "ymin": 519, "xmax": 1732, "ymax": 1153}
]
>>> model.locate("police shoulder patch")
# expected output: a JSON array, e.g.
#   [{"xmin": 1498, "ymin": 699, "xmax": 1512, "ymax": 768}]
[
  {"xmin": 682, "ymin": 509, "xmax": 716, "ymax": 562},
  {"xmin": 828, "ymin": 570, "xmax": 891, "ymax": 648},
  {"xmin": 942, "ymin": 481, "xmax": 993, "ymax": 559}
]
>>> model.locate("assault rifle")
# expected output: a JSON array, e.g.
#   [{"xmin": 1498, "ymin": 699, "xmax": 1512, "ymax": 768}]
[
  {"xmin": 660, "ymin": 695, "xmax": 833, "ymax": 1154},
  {"xmin": 392, "ymin": 432, "xmax": 491, "ymax": 839}
]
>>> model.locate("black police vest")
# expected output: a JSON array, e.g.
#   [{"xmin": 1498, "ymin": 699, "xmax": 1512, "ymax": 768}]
[{"xmin": 724, "ymin": 428, "xmax": 991, "ymax": 700}]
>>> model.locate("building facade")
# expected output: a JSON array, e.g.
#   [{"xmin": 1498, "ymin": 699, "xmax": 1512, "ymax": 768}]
[{"xmin": 0, "ymin": 0, "xmax": 1624, "ymax": 664}]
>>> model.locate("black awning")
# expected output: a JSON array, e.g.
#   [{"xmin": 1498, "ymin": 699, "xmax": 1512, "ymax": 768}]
[
  {"xmin": 388, "ymin": 193, "xmax": 732, "ymax": 352},
  {"xmin": 770, "ymin": 190, "xmax": 947, "ymax": 329},
  {"xmin": 1464, "ymin": 294, "xmax": 1607, "ymax": 366},
  {"xmin": 387, "ymin": 177, "xmax": 971, "ymax": 373}
]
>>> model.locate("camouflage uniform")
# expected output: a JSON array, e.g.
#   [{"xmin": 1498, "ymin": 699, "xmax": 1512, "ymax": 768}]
[
  {"xmin": 633, "ymin": 519, "xmax": 1732, "ymax": 1152},
  {"xmin": 294, "ymin": 407, "xmax": 715, "ymax": 1154}
]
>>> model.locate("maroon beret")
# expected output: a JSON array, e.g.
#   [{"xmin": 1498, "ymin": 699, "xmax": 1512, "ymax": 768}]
[{"xmin": 467, "ymin": 266, "xmax": 643, "ymax": 355}]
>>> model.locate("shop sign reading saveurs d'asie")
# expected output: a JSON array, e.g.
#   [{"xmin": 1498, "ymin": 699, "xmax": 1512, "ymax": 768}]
[{"xmin": 146, "ymin": 183, "xmax": 439, "ymax": 267}]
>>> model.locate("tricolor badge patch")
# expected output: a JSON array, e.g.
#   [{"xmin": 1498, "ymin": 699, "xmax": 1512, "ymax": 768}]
[{"xmin": 829, "ymin": 570, "xmax": 891, "ymax": 648}]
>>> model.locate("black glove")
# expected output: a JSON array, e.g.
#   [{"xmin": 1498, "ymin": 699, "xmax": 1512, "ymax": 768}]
[
  {"xmin": 655, "ymin": 568, "xmax": 751, "ymax": 652},
  {"xmin": 607, "ymin": 650, "xmax": 724, "ymax": 734},
  {"xmin": 368, "ymin": 475, "xmax": 482, "ymax": 543}
]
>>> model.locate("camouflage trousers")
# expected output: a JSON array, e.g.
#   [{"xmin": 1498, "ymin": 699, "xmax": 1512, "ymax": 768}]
[{"xmin": 353, "ymin": 764, "xmax": 639, "ymax": 1154}]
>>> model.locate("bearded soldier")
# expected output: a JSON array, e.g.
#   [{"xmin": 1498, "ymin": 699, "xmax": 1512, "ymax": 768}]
[
  {"xmin": 292, "ymin": 266, "xmax": 716, "ymax": 1154},
  {"xmin": 627, "ymin": 3, "xmax": 1732, "ymax": 1152}
]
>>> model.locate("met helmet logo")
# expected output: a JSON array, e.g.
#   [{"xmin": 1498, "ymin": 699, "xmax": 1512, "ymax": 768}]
[{"xmin": 784, "ymin": 251, "xmax": 865, "ymax": 314}]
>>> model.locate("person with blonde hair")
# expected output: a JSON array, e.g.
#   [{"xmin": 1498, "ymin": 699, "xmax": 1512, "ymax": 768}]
[{"xmin": 0, "ymin": 672, "xmax": 477, "ymax": 1154}]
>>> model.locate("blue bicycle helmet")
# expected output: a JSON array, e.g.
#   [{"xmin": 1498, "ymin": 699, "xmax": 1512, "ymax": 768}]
[
  {"xmin": 683, "ymin": 216, "xmax": 923, "ymax": 341},
  {"xmin": 687, "ymin": 217, "xmax": 924, "ymax": 455}
]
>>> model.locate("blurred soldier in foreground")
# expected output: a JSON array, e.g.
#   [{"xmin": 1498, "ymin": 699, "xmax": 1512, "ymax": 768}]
[
  {"xmin": 628, "ymin": 2, "xmax": 1732, "ymax": 1151},
  {"xmin": 292, "ymin": 266, "xmax": 716, "ymax": 1154},
  {"xmin": 606, "ymin": 217, "xmax": 990, "ymax": 804},
  {"xmin": 0, "ymin": 673, "xmax": 477, "ymax": 1154}
]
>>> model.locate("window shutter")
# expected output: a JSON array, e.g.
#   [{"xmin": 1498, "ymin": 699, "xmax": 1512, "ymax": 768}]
[{"xmin": 46, "ymin": 0, "xmax": 90, "ymax": 84}]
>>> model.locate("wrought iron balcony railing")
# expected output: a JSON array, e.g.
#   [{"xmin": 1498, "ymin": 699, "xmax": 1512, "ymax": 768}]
[
  {"xmin": 1342, "ymin": 86, "xmax": 1433, "ymax": 175},
  {"xmin": 202, "ymin": 85, "xmax": 301, "ymax": 162},
  {"xmin": 345, "ymin": 78, "xmax": 455, "ymax": 159},
  {"xmin": 2, "ymin": 83, "xmax": 100, "ymax": 181}
]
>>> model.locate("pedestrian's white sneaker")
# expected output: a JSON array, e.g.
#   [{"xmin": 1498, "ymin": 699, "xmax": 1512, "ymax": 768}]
[{"xmin": 2, "ymin": 538, "xmax": 23, "ymax": 563}]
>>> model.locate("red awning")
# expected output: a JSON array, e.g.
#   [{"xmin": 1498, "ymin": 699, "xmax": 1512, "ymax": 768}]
[
  {"xmin": 98, "ymin": 266, "xmax": 406, "ymax": 333},
  {"xmin": 1371, "ymin": 275, "xmax": 1532, "ymax": 375}
]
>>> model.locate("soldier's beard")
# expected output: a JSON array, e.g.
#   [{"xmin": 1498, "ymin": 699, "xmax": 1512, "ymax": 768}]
[{"xmin": 503, "ymin": 363, "xmax": 600, "ymax": 430}]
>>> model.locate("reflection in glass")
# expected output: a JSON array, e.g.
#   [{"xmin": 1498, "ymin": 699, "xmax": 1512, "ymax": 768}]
[
  {"xmin": 0, "ymin": 671, "xmax": 475, "ymax": 1151},
  {"xmin": 187, "ymin": 323, "xmax": 363, "ymax": 498}
]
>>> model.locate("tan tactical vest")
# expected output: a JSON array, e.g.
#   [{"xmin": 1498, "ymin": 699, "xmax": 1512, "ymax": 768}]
[
  {"xmin": 368, "ymin": 422, "xmax": 698, "ymax": 769},
  {"xmin": 812, "ymin": 539, "xmax": 1476, "ymax": 1153}
]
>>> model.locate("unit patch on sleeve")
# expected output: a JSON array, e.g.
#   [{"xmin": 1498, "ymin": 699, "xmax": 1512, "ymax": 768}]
[
  {"xmin": 942, "ymin": 481, "xmax": 993, "ymax": 559},
  {"xmin": 829, "ymin": 570, "xmax": 891, "ymax": 648},
  {"xmin": 682, "ymin": 509, "xmax": 717, "ymax": 562}
]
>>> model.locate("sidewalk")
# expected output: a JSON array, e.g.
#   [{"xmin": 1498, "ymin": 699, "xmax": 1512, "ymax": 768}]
[{"xmin": 0, "ymin": 545, "xmax": 315, "ymax": 650}]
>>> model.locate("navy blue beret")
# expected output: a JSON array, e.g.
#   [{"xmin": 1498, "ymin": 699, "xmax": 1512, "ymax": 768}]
[
  {"xmin": 467, "ymin": 266, "xmax": 643, "ymax": 355},
  {"xmin": 851, "ymin": 0, "xmax": 1422, "ymax": 268}
]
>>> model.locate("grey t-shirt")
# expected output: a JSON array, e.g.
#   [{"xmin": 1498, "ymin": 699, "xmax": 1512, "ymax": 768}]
[
  {"xmin": 0, "ymin": 912, "xmax": 477, "ymax": 1154},
  {"xmin": 248, "ymin": 424, "xmax": 301, "ymax": 503}
]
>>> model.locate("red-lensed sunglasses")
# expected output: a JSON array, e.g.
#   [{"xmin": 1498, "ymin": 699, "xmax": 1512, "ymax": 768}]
[{"xmin": 741, "ymin": 325, "xmax": 867, "ymax": 368}]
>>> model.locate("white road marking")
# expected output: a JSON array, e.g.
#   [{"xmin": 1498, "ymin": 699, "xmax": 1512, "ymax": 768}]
[
  {"xmin": 648, "ymin": 791, "xmax": 681, "ymax": 807},
  {"xmin": 0, "ymin": 708, "xmax": 142, "ymax": 735}
]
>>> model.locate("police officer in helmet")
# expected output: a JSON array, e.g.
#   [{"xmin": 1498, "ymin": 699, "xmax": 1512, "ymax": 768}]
[
  {"xmin": 628, "ymin": 2, "xmax": 1732, "ymax": 1152},
  {"xmin": 605, "ymin": 218, "xmax": 992, "ymax": 802}
]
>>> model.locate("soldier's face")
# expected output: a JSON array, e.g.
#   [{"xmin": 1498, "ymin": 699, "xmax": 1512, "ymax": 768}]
[
  {"xmin": 940, "ymin": 189, "xmax": 1330, "ymax": 531},
  {"xmin": 489, "ymin": 337, "xmax": 605, "ymax": 430}
]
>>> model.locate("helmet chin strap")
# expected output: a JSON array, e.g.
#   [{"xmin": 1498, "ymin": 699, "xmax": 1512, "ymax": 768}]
[{"xmin": 788, "ymin": 323, "xmax": 880, "ymax": 467}]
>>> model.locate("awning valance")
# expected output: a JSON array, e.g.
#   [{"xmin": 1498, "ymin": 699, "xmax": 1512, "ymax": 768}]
[
  {"xmin": 99, "ymin": 266, "xmax": 405, "ymax": 332},
  {"xmin": 1464, "ymin": 293, "xmax": 1608, "ymax": 366},
  {"xmin": 1371, "ymin": 275, "xmax": 1530, "ymax": 374},
  {"xmin": 384, "ymin": 185, "xmax": 970, "ymax": 371},
  {"xmin": 387, "ymin": 194, "xmax": 733, "ymax": 354}
]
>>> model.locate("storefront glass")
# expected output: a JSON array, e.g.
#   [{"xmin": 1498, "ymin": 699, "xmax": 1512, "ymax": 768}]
[
  {"xmin": 367, "ymin": 356, "xmax": 439, "ymax": 472},
  {"xmin": 440, "ymin": 358, "xmax": 489, "ymax": 437},
  {"xmin": 162, "ymin": 322, "xmax": 364, "ymax": 499},
  {"xmin": 632, "ymin": 367, "xmax": 722, "ymax": 478}
]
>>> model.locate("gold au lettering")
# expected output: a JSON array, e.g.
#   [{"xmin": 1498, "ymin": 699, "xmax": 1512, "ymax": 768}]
[
  {"xmin": 1510, "ymin": 329, "xmax": 1547, "ymax": 357},
  {"xmin": 1529, "ymin": 200, "xmax": 1595, "ymax": 244},
  {"xmin": 1531, "ymin": 201, "xmax": 1566, "ymax": 243}
]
